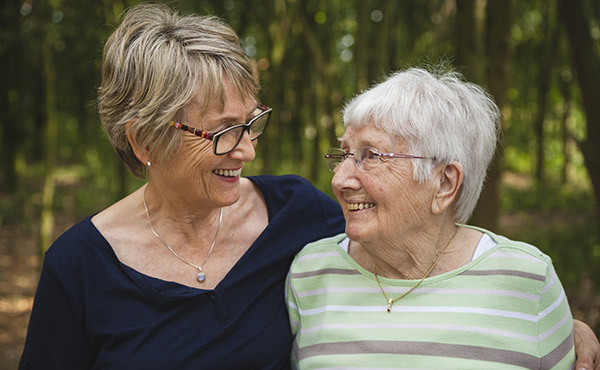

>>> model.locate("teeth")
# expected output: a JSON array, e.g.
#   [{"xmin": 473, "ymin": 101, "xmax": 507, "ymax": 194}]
[
  {"xmin": 213, "ymin": 169, "xmax": 242, "ymax": 177},
  {"xmin": 347, "ymin": 203, "xmax": 376, "ymax": 211}
]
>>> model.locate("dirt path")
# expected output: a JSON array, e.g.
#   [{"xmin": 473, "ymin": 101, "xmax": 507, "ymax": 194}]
[{"xmin": 0, "ymin": 222, "xmax": 40, "ymax": 369}]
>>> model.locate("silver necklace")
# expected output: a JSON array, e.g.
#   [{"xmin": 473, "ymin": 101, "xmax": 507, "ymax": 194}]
[{"xmin": 143, "ymin": 188, "xmax": 223, "ymax": 283}]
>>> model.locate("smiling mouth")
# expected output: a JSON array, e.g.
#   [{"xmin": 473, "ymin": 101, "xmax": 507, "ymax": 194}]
[
  {"xmin": 347, "ymin": 203, "xmax": 376, "ymax": 211},
  {"xmin": 213, "ymin": 169, "xmax": 242, "ymax": 177}
]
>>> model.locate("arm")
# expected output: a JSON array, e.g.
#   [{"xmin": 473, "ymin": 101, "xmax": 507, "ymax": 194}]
[
  {"xmin": 538, "ymin": 262, "xmax": 576, "ymax": 369},
  {"xmin": 285, "ymin": 269, "xmax": 302, "ymax": 368},
  {"xmin": 573, "ymin": 319, "xmax": 600, "ymax": 370},
  {"xmin": 19, "ymin": 257, "xmax": 93, "ymax": 369}
]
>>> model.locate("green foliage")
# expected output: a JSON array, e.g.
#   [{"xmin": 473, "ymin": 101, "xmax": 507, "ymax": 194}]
[
  {"xmin": 499, "ymin": 209, "xmax": 600, "ymax": 289},
  {"xmin": 501, "ymin": 180, "xmax": 595, "ymax": 214},
  {"xmin": 0, "ymin": 0, "xmax": 599, "ymax": 290},
  {"xmin": 499, "ymin": 181, "xmax": 599, "ymax": 288}
]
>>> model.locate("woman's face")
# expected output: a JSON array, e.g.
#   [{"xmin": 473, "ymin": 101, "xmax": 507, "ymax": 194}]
[
  {"xmin": 332, "ymin": 123, "xmax": 436, "ymax": 244},
  {"xmin": 152, "ymin": 76, "xmax": 259, "ymax": 210}
]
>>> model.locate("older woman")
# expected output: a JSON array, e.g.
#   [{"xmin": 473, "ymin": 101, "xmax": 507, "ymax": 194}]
[
  {"xmin": 286, "ymin": 67, "xmax": 585, "ymax": 369},
  {"xmin": 19, "ymin": 4, "xmax": 343, "ymax": 369}
]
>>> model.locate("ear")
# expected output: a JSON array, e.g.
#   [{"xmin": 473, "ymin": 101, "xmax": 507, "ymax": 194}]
[
  {"xmin": 125, "ymin": 119, "xmax": 150, "ymax": 164},
  {"xmin": 431, "ymin": 161, "xmax": 464, "ymax": 215}
]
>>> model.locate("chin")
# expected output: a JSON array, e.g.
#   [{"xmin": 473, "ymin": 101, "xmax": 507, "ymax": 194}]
[
  {"xmin": 214, "ymin": 190, "xmax": 241, "ymax": 208},
  {"xmin": 344, "ymin": 224, "xmax": 371, "ymax": 243},
  {"xmin": 225, "ymin": 195, "xmax": 242, "ymax": 207}
]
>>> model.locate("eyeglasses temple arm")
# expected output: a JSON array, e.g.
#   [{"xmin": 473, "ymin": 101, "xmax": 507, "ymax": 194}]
[
  {"xmin": 169, "ymin": 121, "xmax": 214, "ymax": 140},
  {"xmin": 379, "ymin": 153, "xmax": 434, "ymax": 160}
]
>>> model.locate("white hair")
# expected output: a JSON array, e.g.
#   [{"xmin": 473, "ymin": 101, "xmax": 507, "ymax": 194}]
[{"xmin": 342, "ymin": 66, "xmax": 501, "ymax": 223}]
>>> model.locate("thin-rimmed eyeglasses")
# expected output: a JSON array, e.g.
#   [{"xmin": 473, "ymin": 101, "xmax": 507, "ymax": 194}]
[{"xmin": 325, "ymin": 146, "xmax": 435, "ymax": 171}]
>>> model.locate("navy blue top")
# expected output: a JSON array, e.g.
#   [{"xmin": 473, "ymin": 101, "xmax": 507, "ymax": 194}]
[{"xmin": 19, "ymin": 175, "xmax": 344, "ymax": 370}]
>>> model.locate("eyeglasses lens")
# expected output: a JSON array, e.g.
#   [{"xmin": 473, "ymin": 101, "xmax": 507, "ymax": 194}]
[
  {"xmin": 325, "ymin": 148, "xmax": 344, "ymax": 171},
  {"xmin": 249, "ymin": 113, "xmax": 269, "ymax": 138},
  {"xmin": 325, "ymin": 146, "xmax": 381, "ymax": 171},
  {"xmin": 215, "ymin": 129, "xmax": 243, "ymax": 155},
  {"xmin": 358, "ymin": 146, "xmax": 379, "ymax": 170},
  {"xmin": 214, "ymin": 110, "xmax": 270, "ymax": 155}
]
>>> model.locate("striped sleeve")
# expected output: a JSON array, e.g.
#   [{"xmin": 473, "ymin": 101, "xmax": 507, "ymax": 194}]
[
  {"xmin": 538, "ymin": 261, "xmax": 575, "ymax": 369},
  {"xmin": 286, "ymin": 264, "xmax": 305, "ymax": 369},
  {"xmin": 285, "ymin": 269, "xmax": 301, "ymax": 338}
]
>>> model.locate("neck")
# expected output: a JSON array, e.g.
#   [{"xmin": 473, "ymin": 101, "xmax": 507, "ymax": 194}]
[
  {"xmin": 353, "ymin": 222, "xmax": 459, "ymax": 280},
  {"xmin": 142, "ymin": 184, "xmax": 225, "ymax": 246}
]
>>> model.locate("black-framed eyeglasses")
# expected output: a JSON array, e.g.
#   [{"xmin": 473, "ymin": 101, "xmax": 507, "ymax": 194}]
[
  {"xmin": 169, "ymin": 104, "xmax": 272, "ymax": 155},
  {"xmin": 325, "ymin": 146, "xmax": 435, "ymax": 172}
]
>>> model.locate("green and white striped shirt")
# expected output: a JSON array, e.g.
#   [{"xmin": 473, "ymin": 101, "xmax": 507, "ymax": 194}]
[{"xmin": 286, "ymin": 228, "xmax": 575, "ymax": 369}]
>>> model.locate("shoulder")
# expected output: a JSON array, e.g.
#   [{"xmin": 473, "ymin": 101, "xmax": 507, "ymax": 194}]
[
  {"xmin": 468, "ymin": 225, "xmax": 551, "ymax": 262},
  {"xmin": 47, "ymin": 217, "xmax": 100, "ymax": 254},
  {"xmin": 44, "ymin": 216, "xmax": 110, "ymax": 275},
  {"xmin": 296, "ymin": 233, "xmax": 347, "ymax": 256},
  {"xmin": 466, "ymin": 225, "xmax": 554, "ymax": 281},
  {"xmin": 493, "ymin": 232, "xmax": 550, "ymax": 262},
  {"xmin": 290, "ymin": 233, "xmax": 348, "ymax": 271},
  {"xmin": 248, "ymin": 174, "xmax": 319, "ymax": 197},
  {"xmin": 248, "ymin": 174, "xmax": 337, "ymax": 207},
  {"xmin": 249, "ymin": 174, "xmax": 344, "ymax": 231}
]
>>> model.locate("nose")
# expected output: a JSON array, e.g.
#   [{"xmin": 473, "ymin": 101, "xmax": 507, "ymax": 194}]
[
  {"xmin": 229, "ymin": 129, "xmax": 256, "ymax": 162},
  {"xmin": 331, "ymin": 154, "xmax": 362, "ymax": 192}
]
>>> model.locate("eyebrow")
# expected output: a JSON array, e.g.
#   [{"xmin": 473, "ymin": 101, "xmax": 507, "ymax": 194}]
[
  {"xmin": 212, "ymin": 117, "xmax": 243, "ymax": 129},
  {"xmin": 220, "ymin": 104, "xmax": 260, "ymax": 122},
  {"xmin": 206, "ymin": 109, "xmax": 256, "ymax": 131}
]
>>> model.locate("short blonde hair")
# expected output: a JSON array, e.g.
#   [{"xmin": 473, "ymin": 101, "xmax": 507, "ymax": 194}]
[{"xmin": 98, "ymin": 3, "xmax": 259, "ymax": 178}]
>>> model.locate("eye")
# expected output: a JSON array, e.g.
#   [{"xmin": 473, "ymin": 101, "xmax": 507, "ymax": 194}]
[{"xmin": 366, "ymin": 148, "xmax": 379, "ymax": 159}]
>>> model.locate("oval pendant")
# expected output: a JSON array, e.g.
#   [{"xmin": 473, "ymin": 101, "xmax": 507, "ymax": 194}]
[{"xmin": 197, "ymin": 271, "xmax": 206, "ymax": 282}]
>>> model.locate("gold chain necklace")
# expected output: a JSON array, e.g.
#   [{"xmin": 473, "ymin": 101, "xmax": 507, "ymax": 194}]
[
  {"xmin": 143, "ymin": 187, "xmax": 223, "ymax": 283},
  {"xmin": 372, "ymin": 230, "xmax": 456, "ymax": 312}
]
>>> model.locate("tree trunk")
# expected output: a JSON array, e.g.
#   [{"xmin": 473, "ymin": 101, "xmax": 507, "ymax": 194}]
[
  {"xmin": 260, "ymin": 3, "xmax": 291, "ymax": 175},
  {"xmin": 375, "ymin": 0, "xmax": 396, "ymax": 74},
  {"xmin": 534, "ymin": 3, "xmax": 560, "ymax": 182},
  {"xmin": 470, "ymin": 0, "xmax": 512, "ymax": 229},
  {"xmin": 0, "ymin": 0, "xmax": 23, "ymax": 193},
  {"xmin": 559, "ymin": 0, "xmax": 600, "ymax": 228},
  {"xmin": 39, "ymin": 17, "xmax": 59, "ymax": 256},
  {"xmin": 355, "ymin": 0, "xmax": 370, "ymax": 92},
  {"xmin": 558, "ymin": 75, "xmax": 571, "ymax": 185},
  {"xmin": 455, "ymin": 0, "xmax": 484, "ymax": 83},
  {"xmin": 294, "ymin": 2, "xmax": 329, "ymax": 184}
]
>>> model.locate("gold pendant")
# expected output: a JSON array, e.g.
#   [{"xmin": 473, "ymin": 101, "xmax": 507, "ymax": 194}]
[{"xmin": 387, "ymin": 298, "xmax": 393, "ymax": 312}]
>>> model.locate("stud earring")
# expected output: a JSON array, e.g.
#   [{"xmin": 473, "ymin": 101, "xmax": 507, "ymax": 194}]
[{"xmin": 147, "ymin": 160, "xmax": 151, "ymax": 168}]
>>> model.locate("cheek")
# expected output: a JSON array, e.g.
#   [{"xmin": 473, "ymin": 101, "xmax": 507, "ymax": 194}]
[
  {"xmin": 381, "ymin": 169, "xmax": 428, "ymax": 217},
  {"xmin": 361, "ymin": 176, "xmax": 382, "ymax": 192},
  {"xmin": 333, "ymin": 188, "xmax": 343, "ymax": 204},
  {"xmin": 373, "ymin": 185, "xmax": 385, "ymax": 193},
  {"xmin": 364, "ymin": 175, "xmax": 391, "ymax": 193},
  {"xmin": 401, "ymin": 186, "xmax": 431, "ymax": 220},
  {"xmin": 167, "ymin": 141, "xmax": 215, "ymax": 174},
  {"xmin": 183, "ymin": 137, "xmax": 213, "ymax": 156}
]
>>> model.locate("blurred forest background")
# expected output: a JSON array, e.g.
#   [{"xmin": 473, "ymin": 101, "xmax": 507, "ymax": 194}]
[{"xmin": 1, "ymin": 0, "xmax": 599, "ymax": 368}]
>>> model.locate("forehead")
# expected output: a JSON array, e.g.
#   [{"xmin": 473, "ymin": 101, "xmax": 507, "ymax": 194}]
[
  {"xmin": 341, "ymin": 122, "xmax": 404, "ymax": 149},
  {"xmin": 184, "ymin": 82, "xmax": 257, "ymax": 123}
]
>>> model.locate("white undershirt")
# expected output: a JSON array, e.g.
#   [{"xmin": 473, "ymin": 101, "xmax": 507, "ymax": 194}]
[{"xmin": 338, "ymin": 233, "xmax": 497, "ymax": 262}]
